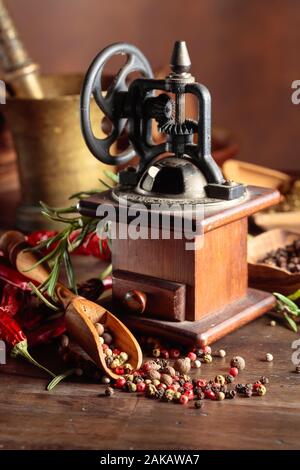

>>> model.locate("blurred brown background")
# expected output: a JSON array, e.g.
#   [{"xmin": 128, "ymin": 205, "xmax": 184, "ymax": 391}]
[{"xmin": 4, "ymin": 0, "xmax": 300, "ymax": 170}]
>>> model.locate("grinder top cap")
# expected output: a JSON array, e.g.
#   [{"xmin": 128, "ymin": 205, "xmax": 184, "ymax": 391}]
[{"xmin": 80, "ymin": 40, "xmax": 246, "ymax": 205}]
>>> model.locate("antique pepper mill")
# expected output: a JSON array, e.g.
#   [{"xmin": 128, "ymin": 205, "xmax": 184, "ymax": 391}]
[{"xmin": 79, "ymin": 41, "xmax": 280, "ymax": 346}]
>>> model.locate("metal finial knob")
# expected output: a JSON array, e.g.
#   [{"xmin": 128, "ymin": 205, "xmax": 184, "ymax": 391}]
[{"xmin": 170, "ymin": 40, "xmax": 191, "ymax": 75}]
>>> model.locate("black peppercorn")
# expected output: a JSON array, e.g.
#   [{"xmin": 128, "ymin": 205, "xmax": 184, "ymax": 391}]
[
  {"xmin": 244, "ymin": 388, "xmax": 252, "ymax": 398},
  {"xmin": 193, "ymin": 386, "xmax": 202, "ymax": 395},
  {"xmin": 220, "ymin": 384, "xmax": 228, "ymax": 393},
  {"xmin": 259, "ymin": 376, "xmax": 269, "ymax": 385},
  {"xmin": 296, "ymin": 365, "xmax": 300, "ymax": 374},
  {"xmin": 178, "ymin": 386, "xmax": 185, "ymax": 394},
  {"xmin": 196, "ymin": 391, "xmax": 205, "ymax": 400},
  {"xmin": 194, "ymin": 400, "xmax": 203, "ymax": 409},
  {"xmin": 105, "ymin": 386, "xmax": 114, "ymax": 396},
  {"xmin": 225, "ymin": 390, "xmax": 237, "ymax": 399},
  {"xmin": 235, "ymin": 383, "xmax": 245, "ymax": 394},
  {"xmin": 179, "ymin": 378, "xmax": 185, "ymax": 387},
  {"xmin": 155, "ymin": 388, "xmax": 165, "ymax": 399},
  {"xmin": 211, "ymin": 385, "xmax": 220, "ymax": 394}
]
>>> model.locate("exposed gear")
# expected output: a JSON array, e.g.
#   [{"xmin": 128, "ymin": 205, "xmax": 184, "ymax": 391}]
[{"xmin": 158, "ymin": 118, "xmax": 197, "ymax": 135}]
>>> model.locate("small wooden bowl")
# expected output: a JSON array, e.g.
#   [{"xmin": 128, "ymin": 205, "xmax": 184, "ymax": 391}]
[
  {"xmin": 248, "ymin": 228, "xmax": 300, "ymax": 295},
  {"xmin": 222, "ymin": 159, "xmax": 291, "ymax": 191}
]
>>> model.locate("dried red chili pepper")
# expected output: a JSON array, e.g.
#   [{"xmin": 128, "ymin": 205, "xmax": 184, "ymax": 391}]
[
  {"xmin": 27, "ymin": 316, "xmax": 66, "ymax": 347},
  {"xmin": 1, "ymin": 284, "xmax": 24, "ymax": 316},
  {"xmin": 0, "ymin": 307, "xmax": 55, "ymax": 377},
  {"xmin": 0, "ymin": 258, "xmax": 31, "ymax": 291},
  {"xmin": 27, "ymin": 230, "xmax": 111, "ymax": 261}
]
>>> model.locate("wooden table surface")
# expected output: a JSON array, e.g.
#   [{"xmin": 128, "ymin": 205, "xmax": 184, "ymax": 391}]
[{"xmin": 0, "ymin": 257, "xmax": 300, "ymax": 450}]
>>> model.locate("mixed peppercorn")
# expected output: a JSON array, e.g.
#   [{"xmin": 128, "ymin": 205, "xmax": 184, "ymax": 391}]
[{"xmin": 259, "ymin": 239, "xmax": 300, "ymax": 273}]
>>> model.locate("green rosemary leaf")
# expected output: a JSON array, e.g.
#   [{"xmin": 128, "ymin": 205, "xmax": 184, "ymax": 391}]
[
  {"xmin": 63, "ymin": 250, "xmax": 77, "ymax": 294},
  {"xmin": 28, "ymin": 282, "xmax": 59, "ymax": 311},
  {"xmin": 274, "ymin": 292, "xmax": 300, "ymax": 314},
  {"xmin": 47, "ymin": 255, "xmax": 62, "ymax": 298},
  {"xmin": 98, "ymin": 178, "xmax": 112, "ymax": 189},
  {"xmin": 288, "ymin": 289, "xmax": 300, "ymax": 302},
  {"xmin": 46, "ymin": 369, "xmax": 76, "ymax": 391},
  {"xmin": 103, "ymin": 169, "xmax": 119, "ymax": 184},
  {"xmin": 283, "ymin": 311, "xmax": 298, "ymax": 332},
  {"xmin": 22, "ymin": 242, "xmax": 61, "ymax": 272},
  {"xmin": 69, "ymin": 189, "xmax": 100, "ymax": 200}
]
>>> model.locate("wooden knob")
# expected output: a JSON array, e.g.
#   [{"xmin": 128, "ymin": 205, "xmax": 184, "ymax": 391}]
[
  {"xmin": 0, "ymin": 230, "xmax": 27, "ymax": 265},
  {"xmin": 124, "ymin": 290, "xmax": 147, "ymax": 314}
]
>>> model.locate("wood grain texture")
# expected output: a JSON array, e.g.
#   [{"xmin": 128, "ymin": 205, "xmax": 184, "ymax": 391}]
[
  {"xmin": 113, "ymin": 270, "xmax": 186, "ymax": 321},
  {"xmin": 105, "ymin": 288, "xmax": 275, "ymax": 347},
  {"xmin": 0, "ymin": 256, "xmax": 298, "ymax": 450}
]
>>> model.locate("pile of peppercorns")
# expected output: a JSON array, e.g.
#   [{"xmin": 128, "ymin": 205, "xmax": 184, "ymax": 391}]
[
  {"xmin": 259, "ymin": 239, "xmax": 300, "ymax": 273},
  {"xmin": 105, "ymin": 348, "xmax": 269, "ymax": 406}
]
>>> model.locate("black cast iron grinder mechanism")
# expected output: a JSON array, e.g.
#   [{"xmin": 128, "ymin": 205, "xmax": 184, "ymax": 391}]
[{"xmin": 80, "ymin": 41, "xmax": 245, "ymax": 204}]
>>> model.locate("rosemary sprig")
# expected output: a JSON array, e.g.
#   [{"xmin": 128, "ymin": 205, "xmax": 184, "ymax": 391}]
[
  {"xmin": 28, "ymin": 174, "xmax": 117, "ymax": 306},
  {"xmin": 274, "ymin": 291, "xmax": 300, "ymax": 332}
]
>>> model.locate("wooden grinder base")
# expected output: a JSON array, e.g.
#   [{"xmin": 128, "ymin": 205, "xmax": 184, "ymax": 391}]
[{"xmin": 101, "ymin": 288, "xmax": 275, "ymax": 347}]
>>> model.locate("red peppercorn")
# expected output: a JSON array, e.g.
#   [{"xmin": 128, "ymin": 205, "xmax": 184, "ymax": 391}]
[
  {"xmin": 205, "ymin": 390, "xmax": 216, "ymax": 400},
  {"xmin": 173, "ymin": 375, "xmax": 179, "ymax": 382},
  {"xmin": 102, "ymin": 344, "xmax": 109, "ymax": 351},
  {"xmin": 180, "ymin": 394, "xmax": 189, "ymax": 405},
  {"xmin": 184, "ymin": 389, "xmax": 195, "ymax": 400},
  {"xmin": 115, "ymin": 377, "xmax": 126, "ymax": 389},
  {"xmin": 113, "ymin": 348, "xmax": 121, "ymax": 355},
  {"xmin": 160, "ymin": 349, "xmax": 169, "ymax": 359},
  {"xmin": 202, "ymin": 345, "xmax": 211, "ymax": 354},
  {"xmin": 196, "ymin": 379, "xmax": 207, "ymax": 389},
  {"xmin": 136, "ymin": 382, "xmax": 146, "ymax": 392},
  {"xmin": 183, "ymin": 382, "xmax": 193, "ymax": 391},
  {"xmin": 170, "ymin": 348, "xmax": 180, "ymax": 359},
  {"xmin": 229, "ymin": 367, "xmax": 239, "ymax": 377},
  {"xmin": 187, "ymin": 352, "xmax": 197, "ymax": 361},
  {"xmin": 167, "ymin": 384, "xmax": 177, "ymax": 391},
  {"xmin": 115, "ymin": 367, "xmax": 124, "ymax": 375},
  {"xmin": 157, "ymin": 383, "xmax": 167, "ymax": 390}
]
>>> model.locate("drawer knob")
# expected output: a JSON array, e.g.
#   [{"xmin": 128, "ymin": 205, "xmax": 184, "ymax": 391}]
[{"xmin": 124, "ymin": 290, "xmax": 147, "ymax": 314}]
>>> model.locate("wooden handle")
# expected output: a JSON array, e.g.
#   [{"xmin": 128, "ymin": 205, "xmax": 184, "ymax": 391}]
[
  {"xmin": 0, "ymin": 230, "xmax": 51, "ymax": 285},
  {"xmin": 124, "ymin": 289, "xmax": 147, "ymax": 314}
]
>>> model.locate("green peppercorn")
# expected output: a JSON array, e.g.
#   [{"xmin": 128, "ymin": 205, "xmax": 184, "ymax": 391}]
[
  {"xmin": 173, "ymin": 391, "xmax": 182, "ymax": 401},
  {"xmin": 256, "ymin": 384, "xmax": 267, "ymax": 396},
  {"xmin": 105, "ymin": 386, "xmax": 114, "ymax": 396},
  {"xmin": 124, "ymin": 374, "xmax": 134, "ymax": 382},
  {"xmin": 110, "ymin": 358, "xmax": 120, "ymax": 369},
  {"xmin": 202, "ymin": 354, "xmax": 213, "ymax": 363},
  {"xmin": 164, "ymin": 389, "xmax": 175, "ymax": 402},
  {"xmin": 145, "ymin": 383, "xmax": 157, "ymax": 398},
  {"xmin": 153, "ymin": 348, "xmax": 161, "ymax": 358},
  {"xmin": 152, "ymin": 379, "xmax": 161, "ymax": 387},
  {"xmin": 225, "ymin": 374, "xmax": 235, "ymax": 384},
  {"xmin": 215, "ymin": 374, "xmax": 225, "ymax": 386},
  {"xmin": 126, "ymin": 381, "xmax": 137, "ymax": 393},
  {"xmin": 194, "ymin": 400, "xmax": 203, "ymax": 409}
]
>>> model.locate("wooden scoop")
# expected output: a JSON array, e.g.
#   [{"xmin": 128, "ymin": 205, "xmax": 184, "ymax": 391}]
[{"xmin": 0, "ymin": 231, "xmax": 143, "ymax": 379}]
